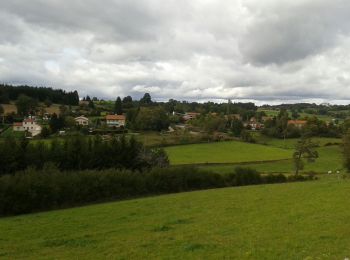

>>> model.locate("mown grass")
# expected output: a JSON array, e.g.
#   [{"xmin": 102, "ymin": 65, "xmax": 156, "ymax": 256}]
[
  {"xmin": 165, "ymin": 140, "xmax": 293, "ymax": 165},
  {"xmin": 1, "ymin": 177, "xmax": 350, "ymax": 259}
]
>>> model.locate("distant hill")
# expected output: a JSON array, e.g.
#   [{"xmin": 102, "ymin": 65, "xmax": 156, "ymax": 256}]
[{"xmin": 0, "ymin": 84, "xmax": 79, "ymax": 106}]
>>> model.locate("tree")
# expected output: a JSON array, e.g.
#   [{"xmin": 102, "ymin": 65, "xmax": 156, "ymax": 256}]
[
  {"xmin": 49, "ymin": 113, "xmax": 64, "ymax": 133},
  {"xmin": 293, "ymin": 136, "xmax": 318, "ymax": 175},
  {"xmin": 44, "ymin": 98, "xmax": 52, "ymax": 107},
  {"xmin": 40, "ymin": 126, "xmax": 51, "ymax": 138},
  {"xmin": 64, "ymin": 116, "xmax": 76, "ymax": 128},
  {"xmin": 241, "ymin": 130, "xmax": 255, "ymax": 143},
  {"xmin": 291, "ymin": 109, "xmax": 299, "ymax": 119},
  {"xmin": 88, "ymin": 100, "xmax": 94, "ymax": 109},
  {"xmin": 134, "ymin": 107, "xmax": 169, "ymax": 131},
  {"xmin": 114, "ymin": 97, "xmax": 123, "ymax": 115},
  {"xmin": 140, "ymin": 93, "xmax": 152, "ymax": 105},
  {"xmin": 231, "ymin": 118, "xmax": 244, "ymax": 137},
  {"xmin": 15, "ymin": 94, "xmax": 38, "ymax": 115},
  {"xmin": 277, "ymin": 109, "xmax": 289, "ymax": 146}
]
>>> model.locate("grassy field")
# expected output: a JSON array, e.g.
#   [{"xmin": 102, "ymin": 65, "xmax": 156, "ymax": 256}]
[
  {"xmin": 129, "ymin": 131, "xmax": 212, "ymax": 147},
  {"xmin": 165, "ymin": 141, "xmax": 292, "ymax": 165},
  {"xmin": 0, "ymin": 103, "xmax": 62, "ymax": 115},
  {"xmin": 0, "ymin": 127, "xmax": 25, "ymax": 138},
  {"xmin": 252, "ymin": 134, "xmax": 341, "ymax": 149},
  {"xmin": 201, "ymin": 145, "xmax": 344, "ymax": 174},
  {"xmin": 1, "ymin": 177, "xmax": 350, "ymax": 259},
  {"xmin": 257, "ymin": 108, "xmax": 339, "ymax": 122}
]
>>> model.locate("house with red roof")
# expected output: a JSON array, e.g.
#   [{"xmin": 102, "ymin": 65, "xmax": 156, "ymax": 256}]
[
  {"xmin": 106, "ymin": 114, "xmax": 126, "ymax": 128},
  {"xmin": 13, "ymin": 117, "xmax": 42, "ymax": 136}
]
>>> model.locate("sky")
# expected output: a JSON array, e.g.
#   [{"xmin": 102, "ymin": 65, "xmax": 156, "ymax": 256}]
[{"xmin": 1, "ymin": 0, "xmax": 350, "ymax": 104}]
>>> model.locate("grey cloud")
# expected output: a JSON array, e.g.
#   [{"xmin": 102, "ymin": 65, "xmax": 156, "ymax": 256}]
[
  {"xmin": 0, "ymin": 0, "xmax": 350, "ymax": 103},
  {"xmin": 240, "ymin": 0, "xmax": 350, "ymax": 64}
]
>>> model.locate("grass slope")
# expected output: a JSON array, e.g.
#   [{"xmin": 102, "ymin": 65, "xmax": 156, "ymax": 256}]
[
  {"xmin": 1, "ymin": 177, "xmax": 350, "ymax": 259},
  {"xmin": 165, "ymin": 141, "xmax": 292, "ymax": 165}
]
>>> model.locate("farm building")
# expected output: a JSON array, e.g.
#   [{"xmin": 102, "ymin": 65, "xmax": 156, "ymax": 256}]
[{"xmin": 106, "ymin": 114, "xmax": 126, "ymax": 127}]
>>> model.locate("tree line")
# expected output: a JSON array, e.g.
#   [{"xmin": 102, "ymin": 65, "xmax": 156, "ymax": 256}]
[
  {"xmin": 0, "ymin": 135, "xmax": 169, "ymax": 175},
  {"xmin": 0, "ymin": 84, "xmax": 79, "ymax": 105},
  {"xmin": 0, "ymin": 166, "xmax": 313, "ymax": 216}
]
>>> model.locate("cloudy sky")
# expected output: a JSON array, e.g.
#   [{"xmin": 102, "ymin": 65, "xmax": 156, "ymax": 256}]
[{"xmin": 1, "ymin": 0, "xmax": 350, "ymax": 104}]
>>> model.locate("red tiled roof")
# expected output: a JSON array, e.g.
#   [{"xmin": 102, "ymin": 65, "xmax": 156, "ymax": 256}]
[
  {"xmin": 23, "ymin": 119, "xmax": 35, "ymax": 123},
  {"xmin": 13, "ymin": 122, "xmax": 22, "ymax": 126},
  {"xmin": 106, "ymin": 114, "xmax": 126, "ymax": 120}
]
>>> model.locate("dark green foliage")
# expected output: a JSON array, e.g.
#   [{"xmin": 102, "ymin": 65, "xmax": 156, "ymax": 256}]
[
  {"xmin": 49, "ymin": 113, "xmax": 64, "ymax": 133},
  {"xmin": 114, "ymin": 97, "xmax": 123, "ymax": 115},
  {"xmin": 133, "ymin": 107, "xmax": 170, "ymax": 131},
  {"xmin": 0, "ymin": 84, "xmax": 79, "ymax": 105},
  {"xmin": 0, "ymin": 135, "xmax": 167, "ymax": 175},
  {"xmin": 230, "ymin": 118, "xmax": 244, "ymax": 136},
  {"xmin": 140, "ymin": 93, "xmax": 152, "ymax": 105},
  {"xmin": 293, "ymin": 137, "xmax": 318, "ymax": 175},
  {"xmin": 15, "ymin": 94, "xmax": 38, "ymax": 115},
  {"xmin": 40, "ymin": 126, "xmax": 51, "ymax": 138},
  {"xmin": 0, "ymin": 166, "xmax": 310, "ymax": 216},
  {"xmin": 240, "ymin": 130, "xmax": 255, "ymax": 143}
]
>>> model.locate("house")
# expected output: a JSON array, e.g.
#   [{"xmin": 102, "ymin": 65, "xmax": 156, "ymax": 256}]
[
  {"xmin": 75, "ymin": 116, "xmax": 89, "ymax": 126},
  {"xmin": 288, "ymin": 120, "xmax": 307, "ymax": 129},
  {"xmin": 183, "ymin": 112, "xmax": 200, "ymax": 121},
  {"xmin": 13, "ymin": 117, "xmax": 42, "ymax": 136},
  {"xmin": 106, "ymin": 114, "xmax": 126, "ymax": 127},
  {"xmin": 245, "ymin": 117, "xmax": 263, "ymax": 130}
]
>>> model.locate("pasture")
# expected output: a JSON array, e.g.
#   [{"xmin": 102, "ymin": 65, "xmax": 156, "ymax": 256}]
[
  {"xmin": 1, "ymin": 176, "xmax": 350, "ymax": 259},
  {"xmin": 165, "ymin": 141, "xmax": 293, "ymax": 165}
]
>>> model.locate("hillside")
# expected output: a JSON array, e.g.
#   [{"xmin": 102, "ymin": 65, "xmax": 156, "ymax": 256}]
[{"xmin": 1, "ymin": 177, "xmax": 349, "ymax": 259}]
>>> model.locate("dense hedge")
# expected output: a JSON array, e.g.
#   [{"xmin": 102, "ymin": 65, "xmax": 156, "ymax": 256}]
[{"xmin": 0, "ymin": 166, "xmax": 312, "ymax": 216}]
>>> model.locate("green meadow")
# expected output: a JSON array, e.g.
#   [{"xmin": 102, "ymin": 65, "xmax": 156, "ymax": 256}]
[
  {"xmin": 1, "ymin": 177, "xmax": 350, "ymax": 259},
  {"xmin": 201, "ymin": 145, "xmax": 343, "ymax": 174},
  {"xmin": 165, "ymin": 141, "xmax": 292, "ymax": 165}
]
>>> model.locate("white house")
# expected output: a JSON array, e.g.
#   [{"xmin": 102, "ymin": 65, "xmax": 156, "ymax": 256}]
[
  {"xmin": 13, "ymin": 117, "xmax": 42, "ymax": 136},
  {"xmin": 106, "ymin": 114, "xmax": 126, "ymax": 127},
  {"xmin": 75, "ymin": 116, "xmax": 89, "ymax": 126}
]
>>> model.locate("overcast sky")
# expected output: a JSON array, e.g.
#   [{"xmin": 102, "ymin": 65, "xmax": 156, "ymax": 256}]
[{"xmin": 1, "ymin": 0, "xmax": 350, "ymax": 104}]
